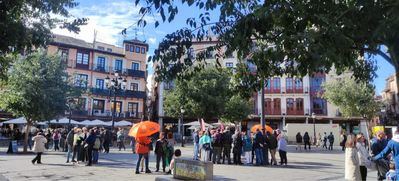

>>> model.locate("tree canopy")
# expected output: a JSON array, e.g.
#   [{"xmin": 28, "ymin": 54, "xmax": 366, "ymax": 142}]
[
  {"xmin": 322, "ymin": 77, "xmax": 380, "ymax": 119},
  {"xmin": 0, "ymin": 51, "xmax": 78, "ymax": 152},
  {"xmin": 136, "ymin": 0, "xmax": 399, "ymax": 92},
  {"xmin": 164, "ymin": 68, "xmax": 251, "ymax": 122},
  {"xmin": 0, "ymin": 0, "xmax": 87, "ymax": 79}
]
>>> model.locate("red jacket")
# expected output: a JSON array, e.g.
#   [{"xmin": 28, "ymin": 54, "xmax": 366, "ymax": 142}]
[{"xmin": 135, "ymin": 137, "xmax": 151, "ymax": 154}]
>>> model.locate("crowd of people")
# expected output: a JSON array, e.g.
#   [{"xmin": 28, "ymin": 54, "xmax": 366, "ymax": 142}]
[
  {"xmin": 191, "ymin": 127, "xmax": 288, "ymax": 166},
  {"xmin": 295, "ymin": 132, "xmax": 335, "ymax": 151}
]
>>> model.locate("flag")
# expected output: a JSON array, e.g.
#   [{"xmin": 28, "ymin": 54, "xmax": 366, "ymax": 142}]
[{"xmin": 201, "ymin": 118, "xmax": 206, "ymax": 132}]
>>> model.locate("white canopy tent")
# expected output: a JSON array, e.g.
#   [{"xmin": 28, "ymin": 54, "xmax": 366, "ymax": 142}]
[
  {"xmin": 115, "ymin": 120, "xmax": 133, "ymax": 127},
  {"xmin": 183, "ymin": 121, "xmax": 212, "ymax": 127},
  {"xmin": 49, "ymin": 117, "xmax": 79, "ymax": 125},
  {"xmin": 91, "ymin": 119, "xmax": 108, "ymax": 126},
  {"xmin": 79, "ymin": 120, "xmax": 92, "ymax": 126},
  {"xmin": 3, "ymin": 117, "xmax": 26, "ymax": 124}
]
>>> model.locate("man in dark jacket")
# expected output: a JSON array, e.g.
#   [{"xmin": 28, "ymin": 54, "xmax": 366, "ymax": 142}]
[
  {"xmin": 222, "ymin": 129, "xmax": 233, "ymax": 164},
  {"xmin": 103, "ymin": 129, "xmax": 112, "ymax": 153},
  {"xmin": 303, "ymin": 132, "xmax": 311, "ymax": 150},
  {"xmin": 155, "ymin": 133, "xmax": 167, "ymax": 172},
  {"xmin": 296, "ymin": 132, "xmax": 303, "ymax": 151},
  {"xmin": 84, "ymin": 129, "xmax": 96, "ymax": 166},
  {"xmin": 66, "ymin": 128, "xmax": 75, "ymax": 163},
  {"xmin": 372, "ymin": 131, "xmax": 389, "ymax": 180},
  {"xmin": 267, "ymin": 131, "xmax": 278, "ymax": 165},
  {"xmin": 212, "ymin": 129, "xmax": 223, "ymax": 164},
  {"xmin": 254, "ymin": 130, "xmax": 264, "ymax": 165},
  {"xmin": 232, "ymin": 131, "xmax": 243, "ymax": 165},
  {"xmin": 328, "ymin": 132, "xmax": 334, "ymax": 150},
  {"xmin": 262, "ymin": 130, "xmax": 270, "ymax": 165}
]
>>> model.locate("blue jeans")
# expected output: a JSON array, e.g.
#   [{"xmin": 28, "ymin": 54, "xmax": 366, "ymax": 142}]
[
  {"xmin": 92, "ymin": 149, "xmax": 99, "ymax": 163},
  {"xmin": 193, "ymin": 143, "xmax": 199, "ymax": 160},
  {"xmin": 66, "ymin": 144, "xmax": 72, "ymax": 162},
  {"xmin": 255, "ymin": 148, "xmax": 264, "ymax": 165},
  {"xmin": 136, "ymin": 154, "xmax": 149, "ymax": 172}
]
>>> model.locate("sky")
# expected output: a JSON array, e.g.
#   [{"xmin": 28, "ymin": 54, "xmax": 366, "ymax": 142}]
[{"xmin": 51, "ymin": 0, "xmax": 394, "ymax": 94}]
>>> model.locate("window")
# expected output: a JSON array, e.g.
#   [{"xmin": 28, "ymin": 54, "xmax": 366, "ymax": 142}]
[
  {"xmin": 311, "ymin": 76, "xmax": 326, "ymax": 92},
  {"xmin": 286, "ymin": 77, "xmax": 293, "ymax": 91},
  {"xmin": 58, "ymin": 48, "xmax": 69, "ymax": 63},
  {"xmin": 77, "ymin": 98, "xmax": 86, "ymax": 110},
  {"xmin": 115, "ymin": 59, "xmax": 123, "ymax": 71},
  {"xmin": 296, "ymin": 98, "xmax": 304, "ymax": 111},
  {"xmin": 265, "ymin": 98, "xmax": 272, "ymax": 114},
  {"xmin": 96, "ymin": 57, "xmax": 105, "ymax": 70},
  {"xmin": 92, "ymin": 99, "xmax": 105, "ymax": 113},
  {"xmin": 273, "ymin": 98, "xmax": 281, "ymax": 114},
  {"xmin": 188, "ymin": 48, "xmax": 195, "ymax": 59},
  {"xmin": 206, "ymin": 50, "xmax": 214, "ymax": 58},
  {"xmin": 225, "ymin": 62, "xmax": 234, "ymax": 68},
  {"xmin": 111, "ymin": 101, "xmax": 122, "ymax": 113},
  {"xmin": 286, "ymin": 98, "xmax": 294, "ymax": 112},
  {"xmin": 76, "ymin": 50, "xmax": 89, "ymax": 65},
  {"xmin": 273, "ymin": 77, "xmax": 281, "ymax": 91},
  {"xmin": 96, "ymin": 79, "xmax": 104, "ymax": 89},
  {"xmin": 295, "ymin": 78, "xmax": 303, "ymax": 90},
  {"xmin": 164, "ymin": 81, "xmax": 174, "ymax": 90},
  {"xmin": 132, "ymin": 62, "xmax": 140, "ymax": 70},
  {"xmin": 130, "ymin": 83, "xmax": 139, "ymax": 91},
  {"xmin": 107, "ymin": 48, "xmax": 112, "ymax": 52},
  {"xmin": 141, "ymin": 47, "xmax": 146, "ymax": 54},
  {"xmin": 312, "ymin": 98, "xmax": 327, "ymax": 114},
  {"xmin": 125, "ymin": 44, "xmax": 130, "ymax": 51},
  {"xmin": 265, "ymin": 79, "xmax": 271, "ymax": 91},
  {"xmin": 136, "ymin": 46, "xmax": 141, "ymax": 53},
  {"xmin": 130, "ymin": 45, "xmax": 134, "ymax": 52},
  {"xmin": 74, "ymin": 74, "xmax": 88, "ymax": 88},
  {"xmin": 128, "ymin": 102, "xmax": 139, "ymax": 117},
  {"xmin": 97, "ymin": 46, "xmax": 105, "ymax": 50}
]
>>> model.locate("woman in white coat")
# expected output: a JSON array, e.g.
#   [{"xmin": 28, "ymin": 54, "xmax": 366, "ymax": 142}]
[
  {"xmin": 356, "ymin": 133, "xmax": 369, "ymax": 180},
  {"xmin": 32, "ymin": 132, "xmax": 47, "ymax": 164},
  {"xmin": 345, "ymin": 134, "xmax": 361, "ymax": 181}
]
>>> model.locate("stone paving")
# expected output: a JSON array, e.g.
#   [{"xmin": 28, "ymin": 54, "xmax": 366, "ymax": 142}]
[{"xmin": 0, "ymin": 145, "xmax": 377, "ymax": 181}]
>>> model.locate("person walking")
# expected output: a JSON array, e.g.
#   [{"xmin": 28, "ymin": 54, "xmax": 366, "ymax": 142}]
[
  {"xmin": 341, "ymin": 132, "xmax": 348, "ymax": 151},
  {"xmin": 254, "ymin": 129, "xmax": 264, "ymax": 166},
  {"xmin": 303, "ymin": 132, "xmax": 311, "ymax": 150},
  {"xmin": 65, "ymin": 128, "xmax": 75, "ymax": 163},
  {"xmin": 117, "ymin": 128, "xmax": 126, "ymax": 151},
  {"xmin": 243, "ymin": 131, "xmax": 253, "ymax": 165},
  {"xmin": 103, "ymin": 129, "xmax": 112, "ymax": 153},
  {"xmin": 356, "ymin": 133, "xmax": 369, "ymax": 181},
  {"xmin": 31, "ymin": 132, "xmax": 47, "ymax": 164},
  {"xmin": 212, "ymin": 129, "xmax": 223, "ymax": 164},
  {"xmin": 232, "ymin": 131, "xmax": 243, "ymax": 165},
  {"xmin": 192, "ymin": 129, "xmax": 200, "ymax": 160},
  {"xmin": 221, "ymin": 129, "xmax": 232, "ymax": 164},
  {"xmin": 328, "ymin": 132, "xmax": 335, "ymax": 150},
  {"xmin": 135, "ymin": 136, "xmax": 152, "ymax": 174},
  {"xmin": 295, "ymin": 132, "xmax": 302, "ymax": 151},
  {"xmin": 371, "ymin": 131, "xmax": 389, "ymax": 180},
  {"xmin": 268, "ymin": 131, "xmax": 278, "ymax": 165},
  {"xmin": 92, "ymin": 128, "xmax": 102, "ymax": 164},
  {"xmin": 199, "ymin": 130, "xmax": 212, "ymax": 162},
  {"xmin": 52, "ymin": 129, "xmax": 61, "ymax": 151},
  {"xmin": 155, "ymin": 133, "xmax": 167, "ymax": 172},
  {"xmin": 84, "ymin": 129, "xmax": 96, "ymax": 166},
  {"xmin": 322, "ymin": 132, "xmax": 328, "ymax": 150},
  {"xmin": 278, "ymin": 134, "xmax": 288, "ymax": 165},
  {"xmin": 345, "ymin": 134, "xmax": 361, "ymax": 180}
]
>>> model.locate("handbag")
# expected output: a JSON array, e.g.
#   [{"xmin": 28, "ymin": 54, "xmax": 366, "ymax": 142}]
[{"xmin": 202, "ymin": 143, "xmax": 211, "ymax": 151}]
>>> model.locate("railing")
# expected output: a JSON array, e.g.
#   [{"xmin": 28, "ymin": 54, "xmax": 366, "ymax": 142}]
[
  {"xmin": 313, "ymin": 109, "xmax": 328, "ymax": 115},
  {"xmin": 265, "ymin": 109, "xmax": 281, "ymax": 115},
  {"xmin": 286, "ymin": 109, "xmax": 304, "ymax": 115},
  {"xmin": 92, "ymin": 110, "xmax": 143, "ymax": 118},
  {"xmin": 90, "ymin": 88, "xmax": 146, "ymax": 99},
  {"xmin": 90, "ymin": 65, "xmax": 146, "ymax": 78}
]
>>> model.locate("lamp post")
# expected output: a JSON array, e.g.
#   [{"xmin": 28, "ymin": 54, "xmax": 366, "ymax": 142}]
[
  {"xmin": 105, "ymin": 72, "xmax": 127, "ymax": 131},
  {"xmin": 381, "ymin": 105, "xmax": 386, "ymax": 129},
  {"xmin": 67, "ymin": 99, "xmax": 75, "ymax": 130},
  {"xmin": 180, "ymin": 108, "xmax": 185, "ymax": 147},
  {"xmin": 311, "ymin": 112, "xmax": 316, "ymax": 145}
]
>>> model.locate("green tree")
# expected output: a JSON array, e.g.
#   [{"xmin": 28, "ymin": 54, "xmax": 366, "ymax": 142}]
[
  {"xmin": 0, "ymin": 0, "xmax": 87, "ymax": 79},
  {"xmin": 0, "ymin": 51, "xmax": 73, "ymax": 152},
  {"xmin": 221, "ymin": 95, "xmax": 252, "ymax": 125},
  {"xmin": 322, "ymin": 77, "xmax": 380, "ymax": 120},
  {"xmin": 136, "ymin": 0, "xmax": 398, "ymax": 93}
]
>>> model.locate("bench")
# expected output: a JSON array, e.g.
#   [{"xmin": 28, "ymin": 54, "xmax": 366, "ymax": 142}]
[{"xmin": 173, "ymin": 158, "xmax": 213, "ymax": 180}]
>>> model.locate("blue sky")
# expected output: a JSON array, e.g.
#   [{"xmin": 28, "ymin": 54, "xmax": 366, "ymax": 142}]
[{"xmin": 52, "ymin": 0, "xmax": 394, "ymax": 94}]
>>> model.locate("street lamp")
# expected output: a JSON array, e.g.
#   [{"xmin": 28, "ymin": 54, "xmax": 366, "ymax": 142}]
[
  {"xmin": 105, "ymin": 72, "xmax": 127, "ymax": 131},
  {"xmin": 180, "ymin": 108, "xmax": 185, "ymax": 147},
  {"xmin": 311, "ymin": 112, "xmax": 316, "ymax": 145},
  {"xmin": 67, "ymin": 99, "xmax": 75, "ymax": 130}
]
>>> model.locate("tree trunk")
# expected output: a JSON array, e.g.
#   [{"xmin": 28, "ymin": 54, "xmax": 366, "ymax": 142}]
[{"xmin": 23, "ymin": 119, "xmax": 32, "ymax": 153}]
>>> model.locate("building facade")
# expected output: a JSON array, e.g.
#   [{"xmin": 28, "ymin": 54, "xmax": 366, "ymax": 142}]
[
  {"xmin": 381, "ymin": 74, "xmax": 399, "ymax": 125},
  {"xmin": 47, "ymin": 35, "xmax": 147, "ymax": 122}
]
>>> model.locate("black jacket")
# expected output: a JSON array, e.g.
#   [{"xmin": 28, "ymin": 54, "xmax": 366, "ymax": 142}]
[
  {"xmin": 296, "ymin": 134, "xmax": 303, "ymax": 143},
  {"xmin": 66, "ymin": 130, "xmax": 74, "ymax": 146},
  {"xmin": 268, "ymin": 135, "xmax": 278, "ymax": 149},
  {"xmin": 303, "ymin": 134, "xmax": 310, "ymax": 142},
  {"xmin": 155, "ymin": 139, "xmax": 166, "ymax": 155},
  {"xmin": 222, "ymin": 131, "xmax": 233, "ymax": 148}
]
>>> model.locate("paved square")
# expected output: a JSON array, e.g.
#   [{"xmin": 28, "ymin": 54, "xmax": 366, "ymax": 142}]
[{"xmin": 0, "ymin": 145, "xmax": 377, "ymax": 180}]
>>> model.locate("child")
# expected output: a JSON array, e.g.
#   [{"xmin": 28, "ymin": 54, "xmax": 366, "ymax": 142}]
[
  {"xmin": 168, "ymin": 149, "xmax": 182, "ymax": 175},
  {"xmin": 386, "ymin": 163, "xmax": 397, "ymax": 181}
]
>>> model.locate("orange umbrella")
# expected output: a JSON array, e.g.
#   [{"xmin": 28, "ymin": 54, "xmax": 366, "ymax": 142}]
[
  {"xmin": 128, "ymin": 121, "xmax": 160, "ymax": 138},
  {"xmin": 251, "ymin": 124, "xmax": 274, "ymax": 133}
]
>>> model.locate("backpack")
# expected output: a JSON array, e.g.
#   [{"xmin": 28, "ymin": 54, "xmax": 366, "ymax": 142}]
[{"xmin": 93, "ymin": 137, "xmax": 101, "ymax": 149}]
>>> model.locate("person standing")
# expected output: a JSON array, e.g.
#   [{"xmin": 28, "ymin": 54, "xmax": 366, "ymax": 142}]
[
  {"xmin": 371, "ymin": 131, "xmax": 389, "ymax": 180},
  {"xmin": 79, "ymin": 127, "xmax": 88, "ymax": 163},
  {"xmin": 316, "ymin": 133, "xmax": 322, "ymax": 148},
  {"xmin": 72, "ymin": 128, "xmax": 82, "ymax": 164},
  {"xmin": 52, "ymin": 129, "xmax": 61, "ymax": 151},
  {"xmin": 303, "ymin": 132, "xmax": 311, "ymax": 150},
  {"xmin": 135, "ymin": 136, "xmax": 152, "ymax": 174},
  {"xmin": 199, "ymin": 130, "xmax": 212, "ymax": 162},
  {"xmin": 117, "ymin": 128, "xmax": 126, "ymax": 151},
  {"xmin": 356, "ymin": 133, "xmax": 369, "ymax": 181},
  {"xmin": 31, "ymin": 132, "xmax": 47, "ymax": 164},
  {"xmin": 268, "ymin": 131, "xmax": 278, "ymax": 165},
  {"xmin": 92, "ymin": 128, "xmax": 102, "ymax": 164},
  {"xmin": 243, "ymin": 131, "xmax": 253, "ymax": 165},
  {"xmin": 345, "ymin": 134, "xmax": 361, "ymax": 180},
  {"xmin": 84, "ymin": 129, "xmax": 96, "ymax": 166},
  {"xmin": 295, "ymin": 132, "xmax": 302, "ymax": 151},
  {"xmin": 322, "ymin": 132, "xmax": 328, "ymax": 150},
  {"xmin": 65, "ymin": 128, "xmax": 75, "ymax": 163},
  {"xmin": 221, "ymin": 129, "xmax": 232, "ymax": 164},
  {"xmin": 232, "ymin": 131, "xmax": 243, "ymax": 165},
  {"xmin": 212, "ymin": 129, "xmax": 223, "ymax": 164},
  {"xmin": 262, "ymin": 130, "xmax": 270, "ymax": 166},
  {"xmin": 341, "ymin": 132, "xmax": 348, "ymax": 151},
  {"xmin": 103, "ymin": 129, "xmax": 112, "ymax": 153},
  {"xmin": 192, "ymin": 129, "xmax": 200, "ymax": 160},
  {"xmin": 328, "ymin": 132, "xmax": 335, "ymax": 150},
  {"xmin": 155, "ymin": 133, "xmax": 167, "ymax": 172},
  {"xmin": 254, "ymin": 129, "xmax": 264, "ymax": 166},
  {"xmin": 278, "ymin": 134, "xmax": 288, "ymax": 165},
  {"xmin": 166, "ymin": 132, "xmax": 176, "ymax": 164}
]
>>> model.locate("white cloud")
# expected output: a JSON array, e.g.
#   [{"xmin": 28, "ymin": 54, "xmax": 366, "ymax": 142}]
[
  {"xmin": 148, "ymin": 37, "xmax": 157, "ymax": 45},
  {"xmin": 51, "ymin": 1, "xmax": 156, "ymax": 45}
]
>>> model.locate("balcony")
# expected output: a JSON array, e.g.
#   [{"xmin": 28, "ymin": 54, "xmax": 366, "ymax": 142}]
[
  {"xmin": 92, "ymin": 64, "xmax": 110, "ymax": 73},
  {"xmin": 127, "ymin": 69, "xmax": 146, "ymax": 78},
  {"xmin": 266, "ymin": 109, "xmax": 281, "ymax": 115},
  {"xmin": 286, "ymin": 109, "xmax": 304, "ymax": 115},
  {"xmin": 90, "ymin": 88, "xmax": 146, "ymax": 99},
  {"xmin": 91, "ymin": 110, "xmax": 143, "ymax": 118},
  {"xmin": 90, "ymin": 65, "xmax": 146, "ymax": 78}
]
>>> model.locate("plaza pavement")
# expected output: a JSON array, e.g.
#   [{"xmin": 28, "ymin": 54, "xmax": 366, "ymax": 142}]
[{"xmin": 0, "ymin": 145, "xmax": 378, "ymax": 181}]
